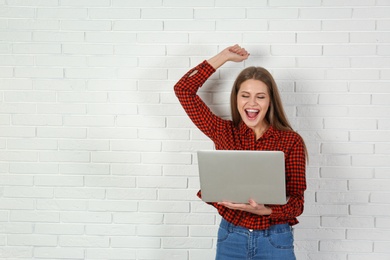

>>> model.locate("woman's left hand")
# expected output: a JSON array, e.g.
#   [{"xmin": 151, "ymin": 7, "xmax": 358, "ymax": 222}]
[{"xmin": 218, "ymin": 199, "xmax": 272, "ymax": 216}]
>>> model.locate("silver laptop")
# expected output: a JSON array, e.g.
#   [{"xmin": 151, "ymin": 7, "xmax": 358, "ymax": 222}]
[{"xmin": 197, "ymin": 150, "xmax": 287, "ymax": 205}]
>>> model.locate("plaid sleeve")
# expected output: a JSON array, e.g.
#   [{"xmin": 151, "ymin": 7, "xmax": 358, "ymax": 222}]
[
  {"xmin": 174, "ymin": 60, "xmax": 225, "ymax": 140},
  {"xmin": 268, "ymin": 134, "xmax": 306, "ymax": 221}
]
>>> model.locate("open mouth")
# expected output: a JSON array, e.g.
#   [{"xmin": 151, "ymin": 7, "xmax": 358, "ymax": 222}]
[{"xmin": 245, "ymin": 109, "xmax": 259, "ymax": 120}]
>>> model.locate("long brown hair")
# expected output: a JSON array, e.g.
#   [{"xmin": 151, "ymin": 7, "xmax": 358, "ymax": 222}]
[{"xmin": 230, "ymin": 66, "xmax": 292, "ymax": 131}]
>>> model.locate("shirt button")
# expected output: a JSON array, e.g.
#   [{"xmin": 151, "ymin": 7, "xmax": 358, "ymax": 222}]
[{"xmin": 249, "ymin": 229, "xmax": 253, "ymax": 232}]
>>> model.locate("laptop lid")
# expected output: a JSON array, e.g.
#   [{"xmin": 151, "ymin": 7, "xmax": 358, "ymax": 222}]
[{"xmin": 197, "ymin": 150, "xmax": 287, "ymax": 205}]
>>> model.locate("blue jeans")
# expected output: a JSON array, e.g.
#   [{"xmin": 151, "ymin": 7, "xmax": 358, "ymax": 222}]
[{"xmin": 216, "ymin": 218, "xmax": 296, "ymax": 260}]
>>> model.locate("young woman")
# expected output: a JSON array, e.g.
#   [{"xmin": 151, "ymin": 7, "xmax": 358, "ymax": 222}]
[{"xmin": 174, "ymin": 45, "xmax": 306, "ymax": 260}]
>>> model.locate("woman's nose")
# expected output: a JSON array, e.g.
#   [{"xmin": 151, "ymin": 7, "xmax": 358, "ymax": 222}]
[{"xmin": 249, "ymin": 97, "xmax": 257, "ymax": 105}]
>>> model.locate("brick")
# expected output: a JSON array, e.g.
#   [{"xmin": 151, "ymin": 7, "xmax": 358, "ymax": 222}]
[
  {"xmin": 37, "ymin": 7, "xmax": 87, "ymax": 19},
  {"xmin": 8, "ymin": 18, "xmax": 59, "ymax": 30},
  {"xmin": 36, "ymin": 199, "xmax": 87, "ymax": 211},
  {"xmin": 34, "ymin": 247, "xmax": 84, "ymax": 259},
  {"xmin": 60, "ymin": 212, "xmax": 111, "ymax": 223},
  {"xmin": 320, "ymin": 167, "xmax": 374, "ymax": 179},
  {"xmin": 92, "ymin": 152, "xmax": 141, "ymax": 163},
  {"xmin": 36, "ymin": 55, "xmax": 87, "ymax": 67},
  {"xmin": 165, "ymin": 20, "xmax": 215, "ymax": 31},
  {"xmin": 87, "ymin": 79, "xmax": 137, "ymax": 91},
  {"xmin": 5, "ymin": 91, "xmax": 56, "ymax": 102},
  {"xmin": 54, "ymin": 187, "xmax": 105, "ymax": 200},
  {"xmin": 244, "ymin": 33, "xmax": 296, "ymax": 43},
  {"xmin": 324, "ymin": 118, "xmax": 377, "ymax": 130},
  {"xmin": 59, "ymin": 235, "xmax": 109, "ymax": 247},
  {"xmin": 321, "ymin": 216, "xmax": 374, "ymax": 228},
  {"xmin": 353, "ymin": 7, "xmax": 390, "ymax": 18},
  {"xmin": 139, "ymin": 201, "xmax": 190, "ymax": 213},
  {"xmin": 88, "ymin": 200, "xmax": 137, "ymax": 212},
  {"xmin": 85, "ymin": 224, "xmax": 136, "ymax": 236},
  {"xmin": 269, "ymin": 0, "xmax": 321, "ymax": 6},
  {"xmin": 0, "ymin": 7, "xmax": 35, "ymax": 18},
  {"xmin": 37, "ymin": 127, "xmax": 87, "ymax": 139},
  {"xmin": 10, "ymin": 210, "xmax": 59, "ymax": 222},
  {"xmin": 323, "ymin": 20, "xmax": 375, "ymax": 31},
  {"xmin": 370, "ymin": 192, "xmax": 390, "ymax": 204},
  {"xmin": 320, "ymin": 240, "xmax": 372, "ymax": 253},
  {"xmin": 347, "ymin": 229, "xmax": 390, "ymax": 240},
  {"xmin": 376, "ymin": 217, "xmax": 390, "ymax": 228},
  {"xmin": 113, "ymin": 213, "xmax": 163, "ymax": 224},
  {"xmin": 85, "ymin": 32, "xmax": 136, "ymax": 43},
  {"xmin": 108, "ymin": 91, "xmax": 159, "ymax": 103},
  {"xmin": 60, "ymin": 163, "xmax": 109, "ymax": 175},
  {"xmin": 324, "ymin": 45, "xmax": 376, "ymax": 56},
  {"xmin": 270, "ymin": 20, "xmax": 321, "ymax": 31},
  {"xmin": 63, "ymin": 43, "xmax": 113, "ymax": 55},
  {"xmin": 65, "ymin": 68, "xmax": 116, "ymax": 79},
  {"xmin": 162, "ymin": 237, "xmax": 213, "ymax": 249},
  {"xmin": 0, "ymin": 31, "xmax": 31, "ymax": 42},
  {"xmin": 87, "ymin": 104, "xmax": 137, "ymax": 115},
  {"xmin": 63, "ymin": 116, "xmax": 115, "ymax": 127},
  {"xmin": 88, "ymin": 128, "xmax": 137, "ymax": 139},
  {"xmin": 35, "ymin": 223, "xmax": 84, "ymax": 235},
  {"xmin": 349, "ymin": 179, "xmax": 390, "ymax": 191},
  {"xmin": 195, "ymin": 8, "xmax": 245, "ymax": 19},
  {"xmin": 143, "ymin": 8, "xmax": 193, "ymax": 19},
  {"xmin": 33, "ymin": 79, "xmax": 86, "ymax": 91},
  {"xmin": 4, "ymin": 187, "xmax": 53, "ymax": 198},
  {"xmin": 61, "ymin": 0, "xmax": 110, "ymax": 7},
  {"xmin": 39, "ymin": 151, "xmax": 90, "ymax": 163},
  {"xmin": 321, "ymin": 143, "xmax": 374, "ymax": 154},
  {"xmin": 89, "ymin": 8, "xmax": 140, "ymax": 19},
  {"xmin": 294, "ymin": 228, "xmax": 346, "ymax": 240},
  {"xmin": 350, "ymin": 205, "xmax": 390, "ymax": 216},
  {"xmin": 88, "ymin": 55, "xmax": 137, "ymax": 67},
  {"xmin": 164, "ymin": 213, "xmax": 215, "ymax": 225},
  {"xmin": 0, "ymin": 55, "xmax": 34, "ymax": 66},
  {"xmin": 141, "ymin": 33, "xmax": 188, "ymax": 44},
  {"xmin": 0, "ymin": 247, "xmax": 32, "ymax": 258},
  {"xmin": 142, "ymin": 152, "xmax": 192, "ymax": 165},
  {"xmin": 33, "ymin": 31, "xmax": 84, "ymax": 42},
  {"xmin": 316, "ymin": 191, "xmax": 369, "ymax": 204},
  {"xmin": 322, "ymin": 0, "xmax": 375, "ymax": 5},
  {"xmin": 37, "ymin": 104, "xmax": 86, "ymax": 115},
  {"xmin": 15, "ymin": 67, "xmax": 63, "ymax": 78},
  {"xmin": 8, "ymin": 234, "xmax": 57, "ymax": 246},
  {"xmin": 13, "ymin": 43, "xmax": 61, "ymax": 54},
  {"xmin": 35, "ymin": 175, "xmax": 83, "ymax": 187},
  {"xmin": 86, "ymin": 248, "xmax": 136, "ymax": 259},
  {"xmin": 159, "ymin": 189, "xmax": 200, "ymax": 201},
  {"xmin": 10, "ymin": 162, "xmax": 58, "ymax": 174},
  {"xmin": 61, "ymin": 20, "xmax": 111, "ymax": 31},
  {"xmin": 107, "ymin": 188, "xmax": 157, "ymax": 201},
  {"xmin": 113, "ymin": 20, "xmax": 163, "ymax": 31},
  {"xmin": 0, "ymin": 222, "xmax": 33, "ymax": 234}
]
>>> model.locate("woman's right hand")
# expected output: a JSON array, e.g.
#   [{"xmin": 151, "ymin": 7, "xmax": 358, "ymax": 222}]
[
  {"xmin": 207, "ymin": 44, "xmax": 250, "ymax": 69},
  {"xmin": 226, "ymin": 44, "xmax": 250, "ymax": 62}
]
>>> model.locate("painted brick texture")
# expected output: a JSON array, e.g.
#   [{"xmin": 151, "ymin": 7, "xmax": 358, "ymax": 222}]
[{"xmin": 0, "ymin": 1, "xmax": 389, "ymax": 259}]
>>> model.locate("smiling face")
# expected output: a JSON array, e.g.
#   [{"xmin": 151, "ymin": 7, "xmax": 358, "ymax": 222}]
[{"xmin": 237, "ymin": 79, "xmax": 270, "ymax": 137}]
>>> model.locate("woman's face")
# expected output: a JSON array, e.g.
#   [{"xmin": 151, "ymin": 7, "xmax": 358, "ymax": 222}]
[{"xmin": 237, "ymin": 79, "xmax": 270, "ymax": 134}]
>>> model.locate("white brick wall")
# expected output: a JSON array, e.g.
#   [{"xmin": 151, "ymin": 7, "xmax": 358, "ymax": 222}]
[{"xmin": 0, "ymin": 1, "xmax": 389, "ymax": 259}]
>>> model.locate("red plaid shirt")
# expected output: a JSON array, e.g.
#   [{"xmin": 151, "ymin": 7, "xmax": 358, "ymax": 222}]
[{"xmin": 174, "ymin": 60, "xmax": 306, "ymax": 230}]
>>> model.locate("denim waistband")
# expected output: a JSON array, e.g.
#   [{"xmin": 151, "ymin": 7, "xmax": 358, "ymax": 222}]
[{"xmin": 220, "ymin": 218, "xmax": 291, "ymax": 236}]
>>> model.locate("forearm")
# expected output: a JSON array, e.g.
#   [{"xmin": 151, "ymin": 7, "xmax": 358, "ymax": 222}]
[
  {"xmin": 207, "ymin": 44, "xmax": 250, "ymax": 70},
  {"xmin": 207, "ymin": 52, "xmax": 231, "ymax": 70}
]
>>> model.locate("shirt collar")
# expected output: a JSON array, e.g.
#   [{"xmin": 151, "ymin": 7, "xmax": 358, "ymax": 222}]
[{"xmin": 238, "ymin": 121, "xmax": 280, "ymax": 140}]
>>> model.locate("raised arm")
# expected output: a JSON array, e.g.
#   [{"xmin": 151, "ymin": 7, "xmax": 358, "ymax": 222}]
[
  {"xmin": 207, "ymin": 44, "xmax": 250, "ymax": 70},
  {"xmin": 174, "ymin": 44, "xmax": 250, "ymax": 140}
]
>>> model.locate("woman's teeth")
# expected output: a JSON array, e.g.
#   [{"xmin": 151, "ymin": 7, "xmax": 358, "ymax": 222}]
[{"xmin": 245, "ymin": 109, "xmax": 259, "ymax": 119}]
